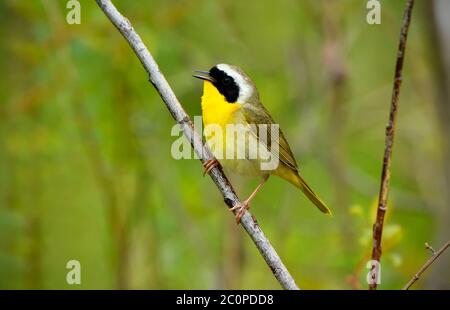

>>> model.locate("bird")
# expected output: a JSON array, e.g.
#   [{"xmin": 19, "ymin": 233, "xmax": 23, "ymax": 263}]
[{"xmin": 193, "ymin": 64, "xmax": 331, "ymax": 223}]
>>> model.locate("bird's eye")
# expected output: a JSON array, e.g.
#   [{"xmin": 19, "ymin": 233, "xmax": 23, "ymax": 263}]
[{"xmin": 223, "ymin": 77, "xmax": 231, "ymax": 85}]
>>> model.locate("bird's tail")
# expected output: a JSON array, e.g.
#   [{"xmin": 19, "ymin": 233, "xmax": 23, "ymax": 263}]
[{"xmin": 291, "ymin": 173, "xmax": 332, "ymax": 215}]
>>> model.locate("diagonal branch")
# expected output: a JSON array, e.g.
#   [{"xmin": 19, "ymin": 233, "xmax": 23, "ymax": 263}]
[
  {"xmin": 403, "ymin": 241, "xmax": 450, "ymax": 290},
  {"xmin": 369, "ymin": 0, "xmax": 415, "ymax": 290},
  {"xmin": 95, "ymin": 0, "xmax": 299, "ymax": 290}
]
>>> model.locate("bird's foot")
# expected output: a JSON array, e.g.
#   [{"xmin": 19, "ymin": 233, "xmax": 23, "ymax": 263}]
[
  {"xmin": 229, "ymin": 200, "xmax": 250, "ymax": 224},
  {"xmin": 202, "ymin": 158, "xmax": 220, "ymax": 176}
]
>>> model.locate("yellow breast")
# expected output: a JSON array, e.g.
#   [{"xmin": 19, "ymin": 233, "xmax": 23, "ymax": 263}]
[{"xmin": 200, "ymin": 81, "xmax": 264, "ymax": 177}]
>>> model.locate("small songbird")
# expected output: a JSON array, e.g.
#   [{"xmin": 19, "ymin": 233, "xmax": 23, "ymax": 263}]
[{"xmin": 194, "ymin": 64, "xmax": 331, "ymax": 223}]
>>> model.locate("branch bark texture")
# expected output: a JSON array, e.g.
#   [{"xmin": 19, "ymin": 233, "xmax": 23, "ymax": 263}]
[
  {"xmin": 370, "ymin": 0, "xmax": 415, "ymax": 290},
  {"xmin": 95, "ymin": 0, "xmax": 299, "ymax": 290}
]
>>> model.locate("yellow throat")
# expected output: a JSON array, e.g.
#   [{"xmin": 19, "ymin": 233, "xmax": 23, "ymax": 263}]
[{"xmin": 201, "ymin": 81, "xmax": 241, "ymax": 128}]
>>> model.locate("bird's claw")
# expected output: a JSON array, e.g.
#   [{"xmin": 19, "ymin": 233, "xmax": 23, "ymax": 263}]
[{"xmin": 230, "ymin": 200, "xmax": 250, "ymax": 224}]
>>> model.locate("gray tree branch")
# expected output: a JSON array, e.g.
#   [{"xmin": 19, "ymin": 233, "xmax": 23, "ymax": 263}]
[{"xmin": 95, "ymin": 0, "xmax": 299, "ymax": 290}]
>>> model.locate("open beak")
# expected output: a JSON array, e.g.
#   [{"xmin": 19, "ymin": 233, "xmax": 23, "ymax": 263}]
[{"xmin": 193, "ymin": 70, "xmax": 215, "ymax": 83}]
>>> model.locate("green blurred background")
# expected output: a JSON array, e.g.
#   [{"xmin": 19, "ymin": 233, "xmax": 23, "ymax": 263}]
[{"xmin": 1, "ymin": 0, "xmax": 449, "ymax": 289}]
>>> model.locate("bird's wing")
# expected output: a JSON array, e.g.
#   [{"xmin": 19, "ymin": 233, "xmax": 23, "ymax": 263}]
[{"xmin": 241, "ymin": 104, "xmax": 299, "ymax": 171}]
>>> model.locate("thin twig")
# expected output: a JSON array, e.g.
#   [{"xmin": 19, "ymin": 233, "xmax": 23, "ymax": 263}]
[
  {"xmin": 95, "ymin": 0, "xmax": 299, "ymax": 290},
  {"xmin": 403, "ymin": 241, "xmax": 450, "ymax": 290},
  {"xmin": 369, "ymin": 0, "xmax": 414, "ymax": 290}
]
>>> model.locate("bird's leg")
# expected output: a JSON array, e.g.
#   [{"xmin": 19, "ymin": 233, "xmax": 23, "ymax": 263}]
[
  {"xmin": 203, "ymin": 158, "xmax": 220, "ymax": 176},
  {"xmin": 231, "ymin": 174, "xmax": 270, "ymax": 224}
]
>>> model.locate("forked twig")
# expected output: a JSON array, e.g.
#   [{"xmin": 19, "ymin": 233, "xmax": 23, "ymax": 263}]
[{"xmin": 403, "ymin": 241, "xmax": 450, "ymax": 290}]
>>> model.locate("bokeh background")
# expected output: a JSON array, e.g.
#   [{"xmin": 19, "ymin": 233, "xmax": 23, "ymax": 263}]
[{"xmin": 1, "ymin": 0, "xmax": 449, "ymax": 289}]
